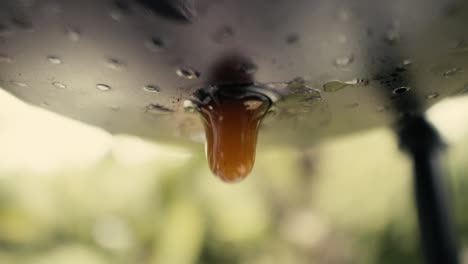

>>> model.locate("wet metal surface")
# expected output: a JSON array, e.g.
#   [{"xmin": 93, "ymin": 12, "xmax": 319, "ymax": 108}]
[{"xmin": 1, "ymin": 0, "xmax": 468, "ymax": 146}]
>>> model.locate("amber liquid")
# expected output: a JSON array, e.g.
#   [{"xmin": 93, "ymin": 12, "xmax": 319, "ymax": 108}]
[{"xmin": 199, "ymin": 95, "xmax": 270, "ymax": 182}]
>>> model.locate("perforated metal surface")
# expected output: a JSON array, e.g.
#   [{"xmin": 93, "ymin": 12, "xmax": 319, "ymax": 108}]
[{"xmin": 1, "ymin": 0, "xmax": 467, "ymax": 146}]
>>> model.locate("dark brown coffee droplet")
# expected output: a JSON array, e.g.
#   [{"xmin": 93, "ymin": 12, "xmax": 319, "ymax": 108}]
[{"xmin": 199, "ymin": 94, "xmax": 269, "ymax": 182}]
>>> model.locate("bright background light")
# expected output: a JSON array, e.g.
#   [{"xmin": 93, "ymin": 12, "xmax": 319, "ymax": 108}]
[
  {"xmin": 0, "ymin": 89, "xmax": 467, "ymax": 264},
  {"xmin": 0, "ymin": 89, "xmax": 191, "ymax": 174}
]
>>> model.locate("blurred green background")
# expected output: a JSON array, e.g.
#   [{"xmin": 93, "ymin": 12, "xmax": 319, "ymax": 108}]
[{"xmin": 1, "ymin": 90, "xmax": 468, "ymax": 264}]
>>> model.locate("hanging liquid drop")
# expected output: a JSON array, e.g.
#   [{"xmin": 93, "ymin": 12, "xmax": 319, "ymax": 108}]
[
  {"xmin": 191, "ymin": 85, "xmax": 272, "ymax": 182},
  {"xmin": 187, "ymin": 53, "xmax": 280, "ymax": 182}
]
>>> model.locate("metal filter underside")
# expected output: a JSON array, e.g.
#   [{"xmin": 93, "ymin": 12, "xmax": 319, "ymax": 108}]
[{"xmin": 1, "ymin": 0, "xmax": 468, "ymax": 147}]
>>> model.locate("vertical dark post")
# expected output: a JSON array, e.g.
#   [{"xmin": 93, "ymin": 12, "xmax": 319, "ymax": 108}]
[{"xmin": 397, "ymin": 114, "xmax": 459, "ymax": 264}]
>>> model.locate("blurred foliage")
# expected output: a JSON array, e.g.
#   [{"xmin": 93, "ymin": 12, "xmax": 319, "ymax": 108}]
[{"xmin": 0, "ymin": 127, "xmax": 468, "ymax": 264}]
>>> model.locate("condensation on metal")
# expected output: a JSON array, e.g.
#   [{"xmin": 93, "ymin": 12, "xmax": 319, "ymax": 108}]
[{"xmin": 0, "ymin": 0, "xmax": 467, "ymax": 146}]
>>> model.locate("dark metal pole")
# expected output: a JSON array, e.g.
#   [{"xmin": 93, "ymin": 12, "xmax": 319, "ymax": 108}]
[{"xmin": 397, "ymin": 114, "xmax": 459, "ymax": 264}]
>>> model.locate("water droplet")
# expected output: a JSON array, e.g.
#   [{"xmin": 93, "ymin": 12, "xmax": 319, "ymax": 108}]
[
  {"xmin": 110, "ymin": 0, "xmax": 131, "ymax": 21},
  {"xmin": 264, "ymin": 82, "xmax": 289, "ymax": 90},
  {"xmin": 287, "ymin": 77, "xmax": 307, "ymax": 88},
  {"xmin": 285, "ymin": 33, "xmax": 299, "ymax": 45},
  {"xmin": 65, "ymin": 27, "xmax": 81, "ymax": 41},
  {"xmin": 47, "ymin": 56, "xmax": 63, "ymax": 64},
  {"xmin": 13, "ymin": 81, "xmax": 27, "ymax": 87},
  {"xmin": 96, "ymin": 84, "xmax": 111, "ymax": 91},
  {"xmin": 384, "ymin": 28, "xmax": 400, "ymax": 45},
  {"xmin": 393, "ymin": 86, "xmax": 410, "ymax": 95},
  {"xmin": 0, "ymin": 54, "xmax": 14, "ymax": 63},
  {"xmin": 287, "ymin": 78, "xmax": 322, "ymax": 102},
  {"xmin": 402, "ymin": 59, "xmax": 413, "ymax": 66},
  {"xmin": 425, "ymin": 92, "xmax": 439, "ymax": 99},
  {"xmin": 322, "ymin": 78, "xmax": 366, "ymax": 92},
  {"xmin": 145, "ymin": 37, "xmax": 165, "ymax": 52},
  {"xmin": 323, "ymin": 81, "xmax": 349, "ymax": 92},
  {"xmin": 333, "ymin": 55, "xmax": 354, "ymax": 68},
  {"xmin": 357, "ymin": 79, "xmax": 370, "ymax": 86},
  {"xmin": 183, "ymin": 99, "xmax": 197, "ymax": 112},
  {"xmin": 105, "ymin": 58, "xmax": 125, "ymax": 71},
  {"xmin": 212, "ymin": 26, "xmax": 235, "ymax": 44},
  {"xmin": 52, "ymin": 81, "xmax": 67, "ymax": 89},
  {"xmin": 176, "ymin": 66, "xmax": 200, "ymax": 79},
  {"xmin": 40, "ymin": 101, "xmax": 50, "ymax": 107},
  {"xmin": 143, "ymin": 85, "xmax": 160, "ymax": 93},
  {"xmin": 145, "ymin": 103, "xmax": 174, "ymax": 113},
  {"xmin": 110, "ymin": 10, "xmax": 123, "ymax": 21},
  {"xmin": 443, "ymin": 68, "xmax": 462, "ymax": 77}
]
